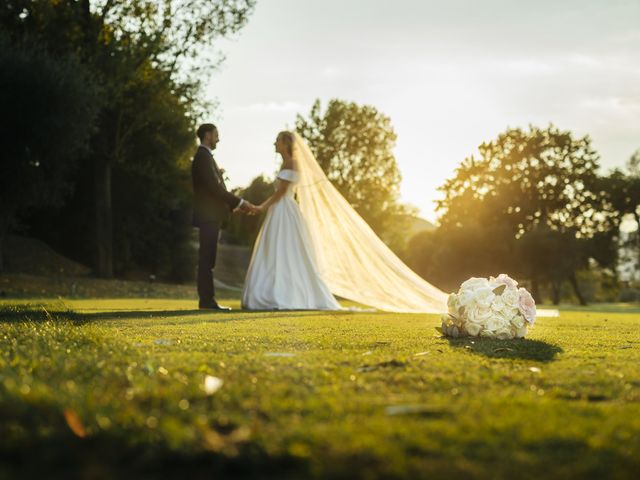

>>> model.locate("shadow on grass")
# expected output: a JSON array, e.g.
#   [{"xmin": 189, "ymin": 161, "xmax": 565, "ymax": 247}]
[
  {"xmin": 0, "ymin": 394, "xmax": 309, "ymax": 480},
  {"xmin": 445, "ymin": 337, "xmax": 564, "ymax": 362},
  {"xmin": 2, "ymin": 393, "xmax": 638, "ymax": 480},
  {"xmin": 0, "ymin": 304, "xmax": 350, "ymax": 325}
]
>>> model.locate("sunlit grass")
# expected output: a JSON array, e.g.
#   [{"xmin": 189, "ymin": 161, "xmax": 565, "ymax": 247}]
[{"xmin": 1, "ymin": 297, "xmax": 639, "ymax": 478}]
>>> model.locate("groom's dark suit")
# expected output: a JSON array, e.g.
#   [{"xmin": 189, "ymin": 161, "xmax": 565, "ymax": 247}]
[{"xmin": 192, "ymin": 145, "xmax": 241, "ymax": 305}]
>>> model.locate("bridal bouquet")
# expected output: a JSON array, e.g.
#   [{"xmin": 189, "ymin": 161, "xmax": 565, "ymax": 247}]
[{"xmin": 439, "ymin": 274, "xmax": 536, "ymax": 339}]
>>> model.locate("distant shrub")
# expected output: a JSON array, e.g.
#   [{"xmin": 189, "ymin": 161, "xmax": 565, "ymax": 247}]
[{"xmin": 619, "ymin": 288, "xmax": 640, "ymax": 303}]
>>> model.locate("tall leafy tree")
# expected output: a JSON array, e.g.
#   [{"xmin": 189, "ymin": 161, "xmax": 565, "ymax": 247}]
[
  {"xmin": 598, "ymin": 150, "xmax": 640, "ymax": 281},
  {"xmin": 88, "ymin": 0, "xmax": 255, "ymax": 277},
  {"xmin": 295, "ymin": 99, "xmax": 416, "ymax": 251},
  {"xmin": 0, "ymin": 38, "xmax": 98, "ymax": 271},
  {"xmin": 410, "ymin": 125, "xmax": 614, "ymax": 303},
  {"xmin": 438, "ymin": 125, "xmax": 609, "ymax": 238},
  {"xmin": 0, "ymin": 0, "xmax": 256, "ymax": 277}
]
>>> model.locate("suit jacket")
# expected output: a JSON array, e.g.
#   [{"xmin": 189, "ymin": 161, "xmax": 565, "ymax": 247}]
[{"xmin": 191, "ymin": 146, "xmax": 241, "ymax": 227}]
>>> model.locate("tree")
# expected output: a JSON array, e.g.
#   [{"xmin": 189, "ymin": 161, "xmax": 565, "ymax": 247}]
[
  {"xmin": 1, "ymin": 0, "xmax": 255, "ymax": 277},
  {"xmin": 225, "ymin": 176, "xmax": 275, "ymax": 246},
  {"xmin": 26, "ymin": 45, "xmax": 199, "ymax": 281},
  {"xmin": 1, "ymin": 0, "xmax": 256, "ymax": 277},
  {"xmin": 438, "ymin": 125, "xmax": 609, "ymax": 237},
  {"xmin": 108, "ymin": 68, "xmax": 197, "ymax": 281},
  {"xmin": 517, "ymin": 228, "xmax": 592, "ymax": 305},
  {"xmin": 421, "ymin": 125, "xmax": 614, "ymax": 303},
  {"xmin": 599, "ymin": 151, "xmax": 640, "ymax": 281},
  {"xmin": 0, "ymin": 38, "xmax": 98, "ymax": 272},
  {"xmin": 628, "ymin": 149, "xmax": 640, "ymax": 177},
  {"xmin": 405, "ymin": 217, "xmax": 516, "ymax": 293},
  {"xmin": 295, "ymin": 99, "xmax": 416, "ymax": 251}
]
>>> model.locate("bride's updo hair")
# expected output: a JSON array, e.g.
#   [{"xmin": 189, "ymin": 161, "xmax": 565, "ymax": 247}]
[{"xmin": 278, "ymin": 131, "xmax": 295, "ymax": 156}]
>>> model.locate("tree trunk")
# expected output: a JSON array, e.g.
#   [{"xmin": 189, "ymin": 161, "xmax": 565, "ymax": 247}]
[
  {"xmin": 83, "ymin": 0, "xmax": 113, "ymax": 278},
  {"xmin": 569, "ymin": 272, "xmax": 587, "ymax": 306},
  {"xmin": 635, "ymin": 212, "xmax": 640, "ymax": 274},
  {"xmin": 551, "ymin": 281, "xmax": 561, "ymax": 305},
  {"xmin": 531, "ymin": 278, "xmax": 542, "ymax": 304},
  {"xmin": 95, "ymin": 156, "xmax": 113, "ymax": 278},
  {"xmin": 0, "ymin": 230, "xmax": 4, "ymax": 273}
]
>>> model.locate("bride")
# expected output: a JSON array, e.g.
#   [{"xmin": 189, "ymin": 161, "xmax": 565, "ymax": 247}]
[
  {"xmin": 241, "ymin": 131, "xmax": 448, "ymax": 312},
  {"xmin": 242, "ymin": 132, "xmax": 340, "ymax": 310}
]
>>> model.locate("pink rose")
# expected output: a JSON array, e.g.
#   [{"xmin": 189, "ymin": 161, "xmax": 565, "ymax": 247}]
[
  {"xmin": 518, "ymin": 288, "xmax": 536, "ymax": 325},
  {"xmin": 493, "ymin": 273, "xmax": 519, "ymax": 290}
]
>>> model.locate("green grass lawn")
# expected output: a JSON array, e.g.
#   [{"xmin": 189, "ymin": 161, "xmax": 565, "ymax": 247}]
[{"xmin": 1, "ymin": 295, "xmax": 639, "ymax": 479}]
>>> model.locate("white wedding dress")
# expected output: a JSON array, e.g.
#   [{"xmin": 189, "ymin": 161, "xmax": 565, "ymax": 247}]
[{"xmin": 242, "ymin": 169, "xmax": 341, "ymax": 310}]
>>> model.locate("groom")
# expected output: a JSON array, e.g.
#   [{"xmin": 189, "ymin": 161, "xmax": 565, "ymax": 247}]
[{"xmin": 192, "ymin": 123, "xmax": 256, "ymax": 310}]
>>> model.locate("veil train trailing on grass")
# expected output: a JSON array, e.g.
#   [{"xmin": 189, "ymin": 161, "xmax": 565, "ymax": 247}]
[{"xmin": 291, "ymin": 132, "xmax": 448, "ymax": 313}]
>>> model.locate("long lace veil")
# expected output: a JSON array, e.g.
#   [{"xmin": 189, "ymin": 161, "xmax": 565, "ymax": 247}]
[{"xmin": 291, "ymin": 131, "xmax": 448, "ymax": 313}]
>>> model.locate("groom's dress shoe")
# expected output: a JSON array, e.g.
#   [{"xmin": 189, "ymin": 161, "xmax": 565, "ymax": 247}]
[{"xmin": 199, "ymin": 302, "xmax": 232, "ymax": 311}]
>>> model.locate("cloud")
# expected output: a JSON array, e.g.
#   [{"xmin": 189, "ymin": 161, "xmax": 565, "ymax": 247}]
[
  {"xmin": 566, "ymin": 54, "xmax": 603, "ymax": 69},
  {"xmin": 580, "ymin": 96, "xmax": 640, "ymax": 113},
  {"xmin": 322, "ymin": 66, "xmax": 343, "ymax": 79},
  {"xmin": 501, "ymin": 59, "xmax": 557, "ymax": 75}
]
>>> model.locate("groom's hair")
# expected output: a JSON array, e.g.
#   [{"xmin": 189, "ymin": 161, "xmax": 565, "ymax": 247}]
[{"xmin": 197, "ymin": 123, "xmax": 217, "ymax": 141}]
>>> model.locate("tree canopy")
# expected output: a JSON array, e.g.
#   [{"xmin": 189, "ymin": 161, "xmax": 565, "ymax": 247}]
[
  {"xmin": 296, "ymin": 99, "xmax": 416, "ymax": 251},
  {"xmin": 0, "ymin": 38, "xmax": 98, "ymax": 271},
  {"xmin": 0, "ymin": 0, "xmax": 256, "ymax": 278},
  {"xmin": 407, "ymin": 125, "xmax": 619, "ymax": 303}
]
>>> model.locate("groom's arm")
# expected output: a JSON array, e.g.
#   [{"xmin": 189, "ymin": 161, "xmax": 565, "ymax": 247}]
[{"xmin": 194, "ymin": 153, "xmax": 241, "ymax": 210}]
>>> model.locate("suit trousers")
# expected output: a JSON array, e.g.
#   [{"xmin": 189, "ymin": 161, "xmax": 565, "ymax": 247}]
[{"xmin": 197, "ymin": 222, "xmax": 220, "ymax": 304}]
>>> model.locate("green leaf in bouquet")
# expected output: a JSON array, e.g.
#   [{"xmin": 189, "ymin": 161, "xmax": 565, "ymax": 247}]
[{"xmin": 492, "ymin": 284, "xmax": 507, "ymax": 295}]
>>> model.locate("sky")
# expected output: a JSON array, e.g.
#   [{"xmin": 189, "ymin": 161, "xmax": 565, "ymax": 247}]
[{"xmin": 205, "ymin": 0, "xmax": 640, "ymax": 223}]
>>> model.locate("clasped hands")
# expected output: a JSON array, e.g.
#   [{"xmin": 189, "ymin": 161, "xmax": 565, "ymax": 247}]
[{"xmin": 237, "ymin": 201, "xmax": 262, "ymax": 215}]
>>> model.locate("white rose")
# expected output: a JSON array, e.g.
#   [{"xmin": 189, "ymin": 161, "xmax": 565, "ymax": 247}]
[
  {"xmin": 495, "ymin": 326, "xmax": 513, "ymax": 340},
  {"xmin": 515, "ymin": 324, "xmax": 528, "ymax": 338},
  {"xmin": 466, "ymin": 304, "xmax": 492, "ymax": 325},
  {"xmin": 486, "ymin": 315, "xmax": 504, "ymax": 332},
  {"xmin": 501, "ymin": 288, "xmax": 520, "ymax": 308},
  {"xmin": 458, "ymin": 288, "xmax": 476, "ymax": 307},
  {"xmin": 447, "ymin": 293, "xmax": 459, "ymax": 316},
  {"xmin": 460, "ymin": 277, "xmax": 490, "ymax": 292},
  {"xmin": 491, "ymin": 274, "xmax": 519, "ymax": 290},
  {"xmin": 478, "ymin": 307, "xmax": 494, "ymax": 323},
  {"xmin": 491, "ymin": 297, "xmax": 507, "ymax": 313},
  {"xmin": 503, "ymin": 306, "xmax": 520, "ymax": 319},
  {"xmin": 473, "ymin": 287, "xmax": 496, "ymax": 308},
  {"xmin": 465, "ymin": 322, "xmax": 482, "ymax": 336},
  {"xmin": 511, "ymin": 315, "xmax": 525, "ymax": 329},
  {"xmin": 480, "ymin": 329, "xmax": 496, "ymax": 338}
]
